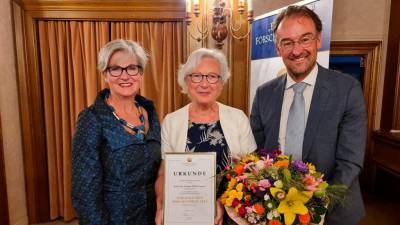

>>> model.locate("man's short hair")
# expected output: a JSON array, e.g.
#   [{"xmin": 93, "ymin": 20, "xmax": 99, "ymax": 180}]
[{"xmin": 272, "ymin": 5, "xmax": 322, "ymax": 35}]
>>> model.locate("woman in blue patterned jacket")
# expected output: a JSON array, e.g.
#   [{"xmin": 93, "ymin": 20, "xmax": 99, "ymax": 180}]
[{"xmin": 72, "ymin": 39, "xmax": 161, "ymax": 225}]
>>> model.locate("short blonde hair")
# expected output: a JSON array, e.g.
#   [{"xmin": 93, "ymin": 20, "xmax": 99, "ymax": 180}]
[
  {"xmin": 177, "ymin": 48, "xmax": 231, "ymax": 93},
  {"xmin": 97, "ymin": 39, "xmax": 148, "ymax": 72}
]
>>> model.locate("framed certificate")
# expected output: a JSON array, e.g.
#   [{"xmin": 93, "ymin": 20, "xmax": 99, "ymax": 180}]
[{"xmin": 164, "ymin": 152, "xmax": 216, "ymax": 225}]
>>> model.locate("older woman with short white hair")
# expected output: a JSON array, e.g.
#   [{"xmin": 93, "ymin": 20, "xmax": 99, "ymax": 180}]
[
  {"xmin": 72, "ymin": 39, "xmax": 161, "ymax": 225},
  {"xmin": 155, "ymin": 48, "xmax": 257, "ymax": 225}
]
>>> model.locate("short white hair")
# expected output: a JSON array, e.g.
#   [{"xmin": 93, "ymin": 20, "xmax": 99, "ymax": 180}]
[
  {"xmin": 97, "ymin": 39, "xmax": 148, "ymax": 72},
  {"xmin": 177, "ymin": 48, "xmax": 231, "ymax": 93}
]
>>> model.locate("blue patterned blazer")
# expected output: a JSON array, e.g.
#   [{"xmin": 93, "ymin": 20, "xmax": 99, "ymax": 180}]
[
  {"xmin": 250, "ymin": 65, "xmax": 367, "ymax": 225},
  {"xmin": 72, "ymin": 89, "xmax": 161, "ymax": 225}
]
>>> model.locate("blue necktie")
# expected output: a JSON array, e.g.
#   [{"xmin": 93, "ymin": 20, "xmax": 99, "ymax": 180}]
[{"xmin": 285, "ymin": 82, "xmax": 307, "ymax": 160}]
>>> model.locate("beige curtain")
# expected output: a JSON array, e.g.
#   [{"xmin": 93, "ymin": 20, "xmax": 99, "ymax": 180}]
[
  {"xmin": 111, "ymin": 21, "xmax": 185, "ymax": 118},
  {"xmin": 37, "ymin": 20, "xmax": 184, "ymax": 221},
  {"xmin": 37, "ymin": 20, "xmax": 109, "ymax": 220}
]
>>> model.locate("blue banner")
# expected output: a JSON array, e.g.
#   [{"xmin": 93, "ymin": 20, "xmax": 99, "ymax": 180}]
[{"xmin": 251, "ymin": 15, "xmax": 278, "ymax": 60}]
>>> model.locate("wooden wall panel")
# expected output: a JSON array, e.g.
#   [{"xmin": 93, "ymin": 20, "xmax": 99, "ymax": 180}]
[
  {"xmin": 381, "ymin": 0, "xmax": 400, "ymax": 130},
  {"xmin": 228, "ymin": 36, "xmax": 251, "ymax": 112},
  {"xmin": 392, "ymin": 42, "xmax": 400, "ymax": 129},
  {"xmin": 0, "ymin": 117, "xmax": 10, "ymax": 225},
  {"xmin": 18, "ymin": 0, "xmax": 186, "ymax": 20},
  {"xmin": 186, "ymin": 0, "xmax": 251, "ymax": 113},
  {"xmin": 13, "ymin": 2, "xmax": 50, "ymax": 222}
]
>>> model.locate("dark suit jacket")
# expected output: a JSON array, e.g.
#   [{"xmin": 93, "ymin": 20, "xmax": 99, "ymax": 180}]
[{"xmin": 250, "ymin": 65, "xmax": 367, "ymax": 225}]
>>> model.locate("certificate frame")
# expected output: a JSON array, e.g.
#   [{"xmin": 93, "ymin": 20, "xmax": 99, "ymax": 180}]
[{"xmin": 163, "ymin": 152, "xmax": 216, "ymax": 225}]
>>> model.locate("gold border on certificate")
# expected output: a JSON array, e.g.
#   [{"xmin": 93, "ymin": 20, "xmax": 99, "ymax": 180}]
[{"xmin": 164, "ymin": 152, "xmax": 216, "ymax": 225}]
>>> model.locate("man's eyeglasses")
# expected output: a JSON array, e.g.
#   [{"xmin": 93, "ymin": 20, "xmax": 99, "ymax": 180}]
[
  {"xmin": 187, "ymin": 73, "xmax": 221, "ymax": 84},
  {"xmin": 278, "ymin": 34, "xmax": 317, "ymax": 52},
  {"xmin": 106, "ymin": 65, "xmax": 143, "ymax": 77}
]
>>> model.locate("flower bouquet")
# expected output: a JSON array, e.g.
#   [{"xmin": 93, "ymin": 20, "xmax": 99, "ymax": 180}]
[{"xmin": 220, "ymin": 149, "xmax": 347, "ymax": 225}]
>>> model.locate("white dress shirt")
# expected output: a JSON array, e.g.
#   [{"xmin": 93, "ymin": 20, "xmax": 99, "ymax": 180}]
[{"xmin": 278, "ymin": 65, "xmax": 318, "ymax": 152}]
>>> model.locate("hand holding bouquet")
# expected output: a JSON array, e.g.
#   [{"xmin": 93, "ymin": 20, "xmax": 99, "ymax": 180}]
[{"xmin": 220, "ymin": 149, "xmax": 347, "ymax": 225}]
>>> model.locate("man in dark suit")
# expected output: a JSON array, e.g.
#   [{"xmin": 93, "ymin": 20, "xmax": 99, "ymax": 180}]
[{"xmin": 250, "ymin": 5, "xmax": 367, "ymax": 225}]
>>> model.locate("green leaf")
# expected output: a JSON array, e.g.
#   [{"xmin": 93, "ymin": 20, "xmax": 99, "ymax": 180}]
[
  {"xmin": 314, "ymin": 206, "xmax": 327, "ymax": 215},
  {"xmin": 282, "ymin": 168, "xmax": 292, "ymax": 180},
  {"xmin": 318, "ymin": 181, "xmax": 329, "ymax": 189},
  {"xmin": 311, "ymin": 214, "xmax": 321, "ymax": 223}
]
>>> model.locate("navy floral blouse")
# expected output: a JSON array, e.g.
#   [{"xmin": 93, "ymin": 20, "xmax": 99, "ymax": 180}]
[
  {"xmin": 72, "ymin": 89, "xmax": 161, "ymax": 225},
  {"xmin": 186, "ymin": 120, "xmax": 231, "ymax": 174},
  {"xmin": 186, "ymin": 120, "xmax": 235, "ymax": 225}
]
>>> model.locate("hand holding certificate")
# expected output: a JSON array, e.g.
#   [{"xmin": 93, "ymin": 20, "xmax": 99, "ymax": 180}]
[{"xmin": 164, "ymin": 153, "xmax": 216, "ymax": 225}]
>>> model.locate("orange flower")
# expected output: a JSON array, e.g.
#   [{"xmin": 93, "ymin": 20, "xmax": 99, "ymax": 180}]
[
  {"xmin": 253, "ymin": 203, "xmax": 265, "ymax": 215},
  {"xmin": 219, "ymin": 191, "xmax": 229, "ymax": 205},
  {"xmin": 269, "ymin": 220, "xmax": 281, "ymax": 225},
  {"xmin": 298, "ymin": 213, "xmax": 311, "ymax": 224},
  {"xmin": 273, "ymin": 159, "xmax": 289, "ymax": 168},
  {"xmin": 303, "ymin": 174, "xmax": 315, "ymax": 185},
  {"xmin": 234, "ymin": 164, "xmax": 245, "ymax": 175},
  {"xmin": 244, "ymin": 194, "xmax": 252, "ymax": 201}
]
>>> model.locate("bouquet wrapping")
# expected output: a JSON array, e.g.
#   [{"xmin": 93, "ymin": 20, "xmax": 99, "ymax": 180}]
[{"xmin": 220, "ymin": 149, "xmax": 347, "ymax": 225}]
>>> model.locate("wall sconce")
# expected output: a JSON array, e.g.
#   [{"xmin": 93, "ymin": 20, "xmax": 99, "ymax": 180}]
[{"xmin": 186, "ymin": 0, "xmax": 253, "ymax": 49}]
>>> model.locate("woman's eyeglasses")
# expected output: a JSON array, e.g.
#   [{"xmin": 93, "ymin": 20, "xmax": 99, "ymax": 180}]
[
  {"xmin": 106, "ymin": 65, "xmax": 143, "ymax": 77},
  {"xmin": 187, "ymin": 73, "xmax": 221, "ymax": 84}
]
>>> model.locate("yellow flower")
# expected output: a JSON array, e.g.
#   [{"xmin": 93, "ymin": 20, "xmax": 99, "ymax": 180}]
[
  {"xmin": 276, "ymin": 155, "xmax": 289, "ymax": 160},
  {"xmin": 227, "ymin": 178, "xmax": 237, "ymax": 190},
  {"xmin": 274, "ymin": 180, "xmax": 284, "ymax": 188},
  {"xmin": 219, "ymin": 191, "xmax": 229, "ymax": 204},
  {"xmin": 270, "ymin": 187, "xmax": 286, "ymax": 200},
  {"xmin": 224, "ymin": 188, "xmax": 244, "ymax": 206},
  {"xmin": 271, "ymin": 187, "xmax": 313, "ymax": 225},
  {"xmin": 236, "ymin": 183, "xmax": 244, "ymax": 192},
  {"xmin": 307, "ymin": 163, "xmax": 316, "ymax": 174},
  {"xmin": 241, "ymin": 154, "xmax": 260, "ymax": 163},
  {"xmin": 235, "ymin": 203, "xmax": 242, "ymax": 212}
]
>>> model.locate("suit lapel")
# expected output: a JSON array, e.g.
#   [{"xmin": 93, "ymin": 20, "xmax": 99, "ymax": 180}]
[{"xmin": 303, "ymin": 65, "xmax": 331, "ymax": 160}]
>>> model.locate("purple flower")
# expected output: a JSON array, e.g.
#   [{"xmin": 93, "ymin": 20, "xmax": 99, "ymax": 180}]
[
  {"xmin": 258, "ymin": 148, "xmax": 269, "ymax": 157},
  {"xmin": 255, "ymin": 188, "xmax": 267, "ymax": 198},
  {"xmin": 266, "ymin": 176, "xmax": 276, "ymax": 185},
  {"xmin": 269, "ymin": 149, "xmax": 282, "ymax": 158},
  {"xmin": 290, "ymin": 160, "xmax": 309, "ymax": 174},
  {"xmin": 258, "ymin": 148, "xmax": 282, "ymax": 158}
]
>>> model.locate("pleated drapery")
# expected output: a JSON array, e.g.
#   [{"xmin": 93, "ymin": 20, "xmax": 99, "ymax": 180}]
[
  {"xmin": 37, "ymin": 20, "xmax": 184, "ymax": 221},
  {"xmin": 111, "ymin": 21, "xmax": 185, "ymax": 117}
]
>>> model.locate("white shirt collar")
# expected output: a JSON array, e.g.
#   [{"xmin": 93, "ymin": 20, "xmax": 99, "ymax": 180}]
[{"xmin": 285, "ymin": 64, "xmax": 318, "ymax": 89}]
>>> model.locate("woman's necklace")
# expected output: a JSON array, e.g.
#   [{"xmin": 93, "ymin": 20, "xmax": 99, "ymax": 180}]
[{"xmin": 107, "ymin": 98, "xmax": 145, "ymax": 140}]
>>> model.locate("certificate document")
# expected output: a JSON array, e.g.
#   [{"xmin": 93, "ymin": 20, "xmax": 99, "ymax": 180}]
[{"xmin": 164, "ymin": 152, "xmax": 216, "ymax": 225}]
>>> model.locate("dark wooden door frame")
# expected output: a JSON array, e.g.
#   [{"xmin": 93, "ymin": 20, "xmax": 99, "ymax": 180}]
[
  {"xmin": 330, "ymin": 41, "xmax": 382, "ymax": 188},
  {"xmin": 0, "ymin": 116, "xmax": 10, "ymax": 225}
]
